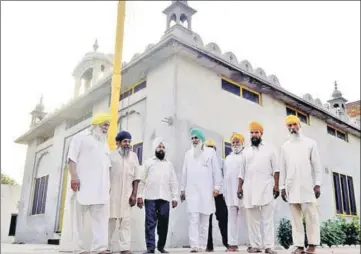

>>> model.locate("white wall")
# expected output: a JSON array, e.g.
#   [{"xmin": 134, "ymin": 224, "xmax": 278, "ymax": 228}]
[
  {"xmin": 174, "ymin": 56, "xmax": 360, "ymax": 241},
  {"xmin": 1, "ymin": 184, "xmax": 21, "ymax": 243}
]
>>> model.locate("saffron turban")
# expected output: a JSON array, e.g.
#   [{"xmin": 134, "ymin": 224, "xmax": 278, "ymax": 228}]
[
  {"xmin": 205, "ymin": 139, "xmax": 216, "ymax": 147},
  {"xmin": 285, "ymin": 115, "xmax": 300, "ymax": 125},
  {"xmin": 231, "ymin": 132, "xmax": 245, "ymax": 144},
  {"xmin": 190, "ymin": 128, "xmax": 206, "ymax": 142},
  {"xmin": 116, "ymin": 131, "xmax": 132, "ymax": 142},
  {"xmin": 249, "ymin": 121, "xmax": 264, "ymax": 132},
  {"xmin": 91, "ymin": 112, "xmax": 111, "ymax": 125}
]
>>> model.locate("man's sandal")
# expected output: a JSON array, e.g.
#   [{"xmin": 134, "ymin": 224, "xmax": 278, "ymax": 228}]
[
  {"xmin": 264, "ymin": 248, "xmax": 277, "ymax": 254},
  {"xmin": 291, "ymin": 248, "xmax": 305, "ymax": 254},
  {"xmin": 247, "ymin": 248, "xmax": 262, "ymax": 253}
]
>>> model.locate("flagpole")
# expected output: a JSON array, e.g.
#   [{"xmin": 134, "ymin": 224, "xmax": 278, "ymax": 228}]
[{"xmin": 108, "ymin": 0, "xmax": 126, "ymax": 151}]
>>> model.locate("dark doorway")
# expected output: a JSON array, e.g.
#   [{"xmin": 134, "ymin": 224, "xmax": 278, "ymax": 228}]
[{"xmin": 8, "ymin": 214, "xmax": 17, "ymax": 236}]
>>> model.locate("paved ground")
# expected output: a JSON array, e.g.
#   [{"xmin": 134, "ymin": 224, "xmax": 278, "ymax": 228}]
[{"xmin": 1, "ymin": 244, "xmax": 360, "ymax": 254}]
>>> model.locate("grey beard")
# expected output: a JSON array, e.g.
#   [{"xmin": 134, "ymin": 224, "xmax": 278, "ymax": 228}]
[
  {"xmin": 118, "ymin": 147, "xmax": 130, "ymax": 157},
  {"xmin": 91, "ymin": 126, "xmax": 107, "ymax": 143},
  {"xmin": 192, "ymin": 142, "xmax": 203, "ymax": 158}
]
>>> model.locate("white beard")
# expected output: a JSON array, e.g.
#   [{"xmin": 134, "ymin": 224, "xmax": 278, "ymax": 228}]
[
  {"xmin": 232, "ymin": 146, "xmax": 243, "ymax": 154},
  {"xmin": 289, "ymin": 128, "xmax": 301, "ymax": 140},
  {"xmin": 192, "ymin": 142, "xmax": 203, "ymax": 158},
  {"xmin": 91, "ymin": 125, "xmax": 107, "ymax": 143}
]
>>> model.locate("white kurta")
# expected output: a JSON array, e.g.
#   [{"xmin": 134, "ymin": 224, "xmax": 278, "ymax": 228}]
[
  {"xmin": 68, "ymin": 130, "xmax": 111, "ymax": 205},
  {"xmin": 181, "ymin": 146, "xmax": 222, "ymax": 214},
  {"xmin": 224, "ymin": 151, "xmax": 243, "ymax": 207},
  {"xmin": 238, "ymin": 142, "xmax": 279, "ymax": 209},
  {"xmin": 67, "ymin": 130, "xmax": 111, "ymax": 253},
  {"xmin": 139, "ymin": 157, "xmax": 179, "ymax": 201},
  {"xmin": 109, "ymin": 151, "xmax": 141, "ymax": 219},
  {"xmin": 279, "ymin": 134, "xmax": 322, "ymax": 204}
]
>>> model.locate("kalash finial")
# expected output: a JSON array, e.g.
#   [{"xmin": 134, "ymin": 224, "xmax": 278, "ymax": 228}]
[
  {"xmin": 93, "ymin": 38, "xmax": 99, "ymax": 52},
  {"xmin": 334, "ymin": 80, "xmax": 338, "ymax": 90}
]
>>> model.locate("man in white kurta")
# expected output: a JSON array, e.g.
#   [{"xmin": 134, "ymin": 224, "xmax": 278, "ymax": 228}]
[
  {"xmin": 238, "ymin": 121, "xmax": 279, "ymax": 254},
  {"xmin": 223, "ymin": 132, "xmax": 245, "ymax": 252},
  {"xmin": 108, "ymin": 131, "xmax": 141, "ymax": 254},
  {"xmin": 280, "ymin": 115, "xmax": 322, "ymax": 254},
  {"xmin": 67, "ymin": 113, "xmax": 111, "ymax": 254},
  {"xmin": 137, "ymin": 137, "xmax": 179, "ymax": 254},
  {"xmin": 181, "ymin": 128, "xmax": 222, "ymax": 253}
]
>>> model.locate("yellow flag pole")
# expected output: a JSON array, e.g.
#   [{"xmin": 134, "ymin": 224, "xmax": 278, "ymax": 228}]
[{"xmin": 108, "ymin": 0, "xmax": 126, "ymax": 151}]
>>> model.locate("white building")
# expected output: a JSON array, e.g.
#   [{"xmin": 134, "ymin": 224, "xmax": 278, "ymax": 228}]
[
  {"xmin": 14, "ymin": 0, "xmax": 360, "ymax": 250},
  {"xmin": 1, "ymin": 184, "xmax": 21, "ymax": 243}
]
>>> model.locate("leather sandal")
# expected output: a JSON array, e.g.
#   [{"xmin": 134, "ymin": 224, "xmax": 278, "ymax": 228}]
[
  {"xmin": 264, "ymin": 248, "xmax": 277, "ymax": 254},
  {"xmin": 291, "ymin": 248, "xmax": 305, "ymax": 254},
  {"xmin": 247, "ymin": 248, "xmax": 262, "ymax": 253}
]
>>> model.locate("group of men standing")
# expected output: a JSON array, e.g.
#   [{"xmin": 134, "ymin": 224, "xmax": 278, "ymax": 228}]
[{"xmin": 67, "ymin": 113, "xmax": 322, "ymax": 254}]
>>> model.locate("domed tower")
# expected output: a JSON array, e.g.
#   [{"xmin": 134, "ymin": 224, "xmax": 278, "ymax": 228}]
[
  {"xmin": 72, "ymin": 39, "xmax": 113, "ymax": 98},
  {"xmin": 327, "ymin": 81, "xmax": 348, "ymax": 115},
  {"xmin": 163, "ymin": 0, "xmax": 197, "ymax": 31},
  {"xmin": 30, "ymin": 95, "xmax": 47, "ymax": 126}
]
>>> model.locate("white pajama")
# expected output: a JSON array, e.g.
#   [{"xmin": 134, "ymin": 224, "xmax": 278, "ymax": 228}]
[
  {"xmin": 246, "ymin": 202, "xmax": 275, "ymax": 249},
  {"xmin": 289, "ymin": 203, "xmax": 320, "ymax": 246},
  {"xmin": 188, "ymin": 213, "xmax": 210, "ymax": 250},
  {"xmin": 108, "ymin": 217, "xmax": 131, "ymax": 252},
  {"xmin": 239, "ymin": 206, "xmax": 250, "ymax": 246},
  {"xmin": 74, "ymin": 202, "xmax": 108, "ymax": 253},
  {"xmin": 227, "ymin": 206, "xmax": 240, "ymax": 246}
]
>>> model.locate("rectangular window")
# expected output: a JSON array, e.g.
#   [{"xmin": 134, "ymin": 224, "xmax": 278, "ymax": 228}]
[
  {"xmin": 120, "ymin": 90, "xmax": 132, "ymax": 101},
  {"xmin": 285, "ymin": 106, "xmax": 309, "ymax": 125},
  {"xmin": 327, "ymin": 126, "xmax": 348, "ymax": 142},
  {"xmin": 347, "ymin": 176, "xmax": 357, "ymax": 215},
  {"xmin": 327, "ymin": 126, "xmax": 336, "ymax": 136},
  {"xmin": 224, "ymin": 142, "xmax": 232, "ymax": 158},
  {"xmin": 333, "ymin": 172, "xmax": 342, "ymax": 214},
  {"xmin": 221, "ymin": 78, "xmax": 261, "ymax": 104},
  {"xmin": 133, "ymin": 142, "xmax": 143, "ymax": 165},
  {"xmin": 332, "ymin": 172, "xmax": 357, "ymax": 216},
  {"xmin": 133, "ymin": 81, "xmax": 146, "ymax": 94},
  {"xmin": 286, "ymin": 107, "xmax": 297, "ymax": 116},
  {"xmin": 31, "ymin": 175, "xmax": 49, "ymax": 215},
  {"xmin": 221, "ymin": 79, "xmax": 240, "ymax": 96},
  {"xmin": 242, "ymin": 88, "xmax": 260, "ymax": 104}
]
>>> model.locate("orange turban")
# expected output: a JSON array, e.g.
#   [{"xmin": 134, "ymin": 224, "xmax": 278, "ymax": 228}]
[
  {"xmin": 230, "ymin": 132, "xmax": 245, "ymax": 144},
  {"xmin": 285, "ymin": 115, "xmax": 300, "ymax": 125},
  {"xmin": 249, "ymin": 121, "xmax": 263, "ymax": 132}
]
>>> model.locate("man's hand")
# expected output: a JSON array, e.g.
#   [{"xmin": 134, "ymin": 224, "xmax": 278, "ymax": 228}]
[
  {"xmin": 281, "ymin": 189, "xmax": 288, "ymax": 202},
  {"xmin": 70, "ymin": 179, "xmax": 80, "ymax": 192},
  {"xmin": 137, "ymin": 197, "xmax": 144, "ymax": 209},
  {"xmin": 273, "ymin": 185, "xmax": 280, "ymax": 199},
  {"xmin": 237, "ymin": 187, "xmax": 243, "ymax": 200},
  {"xmin": 172, "ymin": 200, "xmax": 178, "ymax": 208},
  {"xmin": 180, "ymin": 191, "xmax": 186, "ymax": 202},
  {"xmin": 213, "ymin": 189, "xmax": 220, "ymax": 197},
  {"xmin": 314, "ymin": 185, "xmax": 321, "ymax": 199},
  {"xmin": 129, "ymin": 194, "xmax": 136, "ymax": 207}
]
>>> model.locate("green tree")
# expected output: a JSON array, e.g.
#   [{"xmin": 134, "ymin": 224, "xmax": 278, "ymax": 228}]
[{"xmin": 1, "ymin": 173, "xmax": 18, "ymax": 185}]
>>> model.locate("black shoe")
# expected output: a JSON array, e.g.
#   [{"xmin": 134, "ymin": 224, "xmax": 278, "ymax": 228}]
[
  {"xmin": 158, "ymin": 249, "xmax": 169, "ymax": 253},
  {"xmin": 144, "ymin": 250, "xmax": 155, "ymax": 254}
]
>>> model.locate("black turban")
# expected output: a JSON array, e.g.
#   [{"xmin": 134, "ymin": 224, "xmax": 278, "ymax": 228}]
[{"xmin": 115, "ymin": 131, "xmax": 132, "ymax": 142}]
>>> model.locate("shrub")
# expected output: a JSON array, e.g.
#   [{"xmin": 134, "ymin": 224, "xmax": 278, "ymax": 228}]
[
  {"xmin": 338, "ymin": 217, "xmax": 361, "ymax": 245},
  {"xmin": 277, "ymin": 218, "xmax": 293, "ymax": 249},
  {"xmin": 320, "ymin": 219, "xmax": 346, "ymax": 247}
]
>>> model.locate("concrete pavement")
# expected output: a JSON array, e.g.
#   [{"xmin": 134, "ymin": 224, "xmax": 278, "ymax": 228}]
[{"xmin": 1, "ymin": 244, "xmax": 360, "ymax": 254}]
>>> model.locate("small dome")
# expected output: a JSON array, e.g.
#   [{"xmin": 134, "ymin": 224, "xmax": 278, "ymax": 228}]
[{"xmin": 332, "ymin": 81, "xmax": 343, "ymax": 98}]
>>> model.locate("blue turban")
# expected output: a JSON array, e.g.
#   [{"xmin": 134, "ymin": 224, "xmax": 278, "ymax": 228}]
[
  {"xmin": 115, "ymin": 131, "xmax": 132, "ymax": 142},
  {"xmin": 190, "ymin": 128, "xmax": 206, "ymax": 142}
]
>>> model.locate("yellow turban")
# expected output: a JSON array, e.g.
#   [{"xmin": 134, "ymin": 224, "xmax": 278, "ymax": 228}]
[
  {"xmin": 285, "ymin": 115, "xmax": 300, "ymax": 125},
  {"xmin": 230, "ymin": 132, "xmax": 244, "ymax": 144},
  {"xmin": 249, "ymin": 121, "xmax": 264, "ymax": 132},
  {"xmin": 91, "ymin": 112, "xmax": 111, "ymax": 125},
  {"xmin": 205, "ymin": 139, "xmax": 216, "ymax": 147}
]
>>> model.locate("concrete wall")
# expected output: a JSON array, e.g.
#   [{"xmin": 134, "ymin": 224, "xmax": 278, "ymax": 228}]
[{"xmin": 1, "ymin": 184, "xmax": 21, "ymax": 243}]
